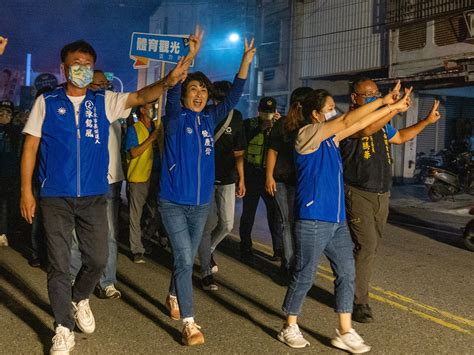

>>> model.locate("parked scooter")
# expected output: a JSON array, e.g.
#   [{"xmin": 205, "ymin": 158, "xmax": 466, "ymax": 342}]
[
  {"xmin": 463, "ymin": 204, "xmax": 474, "ymax": 251},
  {"xmin": 413, "ymin": 149, "xmax": 445, "ymax": 184},
  {"xmin": 424, "ymin": 151, "xmax": 473, "ymax": 201}
]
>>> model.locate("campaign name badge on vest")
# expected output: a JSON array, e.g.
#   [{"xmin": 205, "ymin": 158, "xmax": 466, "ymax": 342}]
[
  {"xmin": 84, "ymin": 100, "xmax": 100, "ymax": 144},
  {"xmin": 201, "ymin": 129, "xmax": 214, "ymax": 156}
]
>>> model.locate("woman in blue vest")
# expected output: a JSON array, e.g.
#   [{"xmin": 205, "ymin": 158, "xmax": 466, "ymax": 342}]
[
  {"xmin": 159, "ymin": 38, "xmax": 256, "ymax": 346},
  {"xmin": 277, "ymin": 83, "xmax": 411, "ymax": 352}
]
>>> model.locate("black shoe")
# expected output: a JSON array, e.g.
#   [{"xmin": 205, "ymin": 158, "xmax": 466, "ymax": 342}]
[
  {"xmin": 143, "ymin": 240, "xmax": 153, "ymax": 255},
  {"xmin": 352, "ymin": 304, "xmax": 374, "ymax": 323},
  {"xmin": 28, "ymin": 257, "xmax": 41, "ymax": 268},
  {"xmin": 133, "ymin": 253, "xmax": 146, "ymax": 264},
  {"xmin": 269, "ymin": 254, "xmax": 282, "ymax": 262},
  {"xmin": 275, "ymin": 265, "xmax": 291, "ymax": 286},
  {"xmin": 201, "ymin": 275, "xmax": 218, "ymax": 291},
  {"xmin": 240, "ymin": 248, "xmax": 254, "ymax": 262}
]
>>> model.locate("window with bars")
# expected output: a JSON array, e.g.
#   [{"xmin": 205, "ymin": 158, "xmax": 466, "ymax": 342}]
[{"xmin": 386, "ymin": 0, "xmax": 474, "ymax": 27}]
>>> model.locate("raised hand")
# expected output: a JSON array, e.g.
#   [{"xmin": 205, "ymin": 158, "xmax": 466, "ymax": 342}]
[
  {"xmin": 0, "ymin": 36, "xmax": 8, "ymax": 56},
  {"xmin": 166, "ymin": 56, "xmax": 189, "ymax": 87},
  {"xmin": 425, "ymin": 99, "xmax": 441, "ymax": 124},
  {"xmin": 392, "ymin": 86, "xmax": 413, "ymax": 112},
  {"xmin": 397, "ymin": 87, "xmax": 412, "ymax": 113},
  {"xmin": 187, "ymin": 25, "xmax": 204, "ymax": 59},
  {"xmin": 382, "ymin": 80, "xmax": 401, "ymax": 105},
  {"xmin": 242, "ymin": 37, "xmax": 257, "ymax": 65}
]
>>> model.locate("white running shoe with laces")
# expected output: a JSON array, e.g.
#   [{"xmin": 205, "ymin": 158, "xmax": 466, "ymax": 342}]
[
  {"xmin": 102, "ymin": 284, "xmax": 121, "ymax": 299},
  {"xmin": 72, "ymin": 299, "xmax": 95, "ymax": 334},
  {"xmin": 277, "ymin": 324, "xmax": 310, "ymax": 348},
  {"xmin": 50, "ymin": 325, "xmax": 75, "ymax": 355},
  {"xmin": 331, "ymin": 328, "xmax": 371, "ymax": 354},
  {"xmin": 0, "ymin": 234, "xmax": 8, "ymax": 247}
]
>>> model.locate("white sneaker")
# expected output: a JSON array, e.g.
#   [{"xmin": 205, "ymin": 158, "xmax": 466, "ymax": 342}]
[
  {"xmin": 101, "ymin": 285, "xmax": 121, "ymax": 299},
  {"xmin": 277, "ymin": 324, "xmax": 310, "ymax": 348},
  {"xmin": 331, "ymin": 328, "xmax": 371, "ymax": 354},
  {"xmin": 50, "ymin": 325, "xmax": 75, "ymax": 355},
  {"xmin": 0, "ymin": 234, "xmax": 8, "ymax": 247},
  {"xmin": 72, "ymin": 299, "xmax": 95, "ymax": 334}
]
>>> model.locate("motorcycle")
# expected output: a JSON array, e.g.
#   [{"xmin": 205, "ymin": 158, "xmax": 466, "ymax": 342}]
[
  {"xmin": 463, "ymin": 204, "xmax": 474, "ymax": 251},
  {"xmin": 413, "ymin": 149, "xmax": 445, "ymax": 184},
  {"xmin": 424, "ymin": 151, "xmax": 473, "ymax": 201}
]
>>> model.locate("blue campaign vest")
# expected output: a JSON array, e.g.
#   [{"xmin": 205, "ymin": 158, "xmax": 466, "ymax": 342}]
[
  {"xmin": 39, "ymin": 87, "xmax": 110, "ymax": 197},
  {"xmin": 160, "ymin": 108, "xmax": 216, "ymax": 205},
  {"xmin": 295, "ymin": 137, "xmax": 345, "ymax": 223}
]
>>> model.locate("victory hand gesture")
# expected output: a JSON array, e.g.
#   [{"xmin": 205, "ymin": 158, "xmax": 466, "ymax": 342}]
[
  {"xmin": 382, "ymin": 80, "xmax": 401, "ymax": 105},
  {"xmin": 425, "ymin": 99, "xmax": 441, "ymax": 124},
  {"xmin": 166, "ymin": 56, "xmax": 189, "ymax": 87},
  {"xmin": 242, "ymin": 37, "xmax": 257, "ymax": 65},
  {"xmin": 397, "ymin": 87, "xmax": 413, "ymax": 113},
  {"xmin": 392, "ymin": 86, "xmax": 413, "ymax": 112},
  {"xmin": 187, "ymin": 25, "xmax": 204, "ymax": 59}
]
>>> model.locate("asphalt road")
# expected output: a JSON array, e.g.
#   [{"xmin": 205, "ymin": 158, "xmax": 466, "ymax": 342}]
[{"xmin": 0, "ymin": 198, "xmax": 473, "ymax": 354}]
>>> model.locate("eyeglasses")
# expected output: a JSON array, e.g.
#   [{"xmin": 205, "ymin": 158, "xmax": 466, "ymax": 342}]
[{"xmin": 355, "ymin": 92, "xmax": 382, "ymax": 98}]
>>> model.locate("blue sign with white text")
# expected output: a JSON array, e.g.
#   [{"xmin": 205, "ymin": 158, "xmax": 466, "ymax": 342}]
[{"xmin": 129, "ymin": 32, "xmax": 192, "ymax": 68}]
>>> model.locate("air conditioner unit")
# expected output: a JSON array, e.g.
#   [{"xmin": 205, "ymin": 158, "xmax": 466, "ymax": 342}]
[{"xmin": 464, "ymin": 11, "xmax": 474, "ymax": 38}]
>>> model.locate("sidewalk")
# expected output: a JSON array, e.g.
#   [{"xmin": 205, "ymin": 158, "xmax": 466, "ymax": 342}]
[{"xmin": 390, "ymin": 184, "xmax": 471, "ymax": 216}]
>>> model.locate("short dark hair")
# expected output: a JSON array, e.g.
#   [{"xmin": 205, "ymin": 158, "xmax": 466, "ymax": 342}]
[
  {"xmin": 212, "ymin": 80, "xmax": 232, "ymax": 102},
  {"xmin": 181, "ymin": 71, "xmax": 213, "ymax": 99},
  {"xmin": 350, "ymin": 76, "xmax": 373, "ymax": 93},
  {"xmin": 93, "ymin": 69, "xmax": 104, "ymax": 74},
  {"xmin": 60, "ymin": 40, "xmax": 97, "ymax": 63},
  {"xmin": 301, "ymin": 89, "xmax": 332, "ymax": 121}
]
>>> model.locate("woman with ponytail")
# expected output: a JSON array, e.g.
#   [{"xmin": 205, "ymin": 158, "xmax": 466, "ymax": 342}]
[
  {"xmin": 265, "ymin": 87, "xmax": 312, "ymax": 281},
  {"xmin": 277, "ymin": 82, "xmax": 412, "ymax": 352}
]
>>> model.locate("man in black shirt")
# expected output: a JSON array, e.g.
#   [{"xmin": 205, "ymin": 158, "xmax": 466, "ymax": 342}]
[
  {"xmin": 239, "ymin": 97, "xmax": 283, "ymax": 261},
  {"xmin": 198, "ymin": 80, "xmax": 246, "ymax": 290},
  {"xmin": 341, "ymin": 77, "xmax": 441, "ymax": 323}
]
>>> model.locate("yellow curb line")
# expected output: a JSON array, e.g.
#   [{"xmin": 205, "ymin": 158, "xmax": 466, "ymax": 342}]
[{"xmin": 238, "ymin": 236, "xmax": 473, "ymax": 336}]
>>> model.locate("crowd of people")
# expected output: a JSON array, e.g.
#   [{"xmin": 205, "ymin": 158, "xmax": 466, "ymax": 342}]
[{"xmin": 0, "ymin": 28, "xmax": 442, "ymax": 354}]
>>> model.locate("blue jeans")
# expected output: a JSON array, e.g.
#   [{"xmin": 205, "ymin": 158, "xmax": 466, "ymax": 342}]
[
  {"xmin": 274, "ymin": 183, "xmax": 295, "ymax": 269},
  {"xmin": 282, "ymin": 219, "xmax": 355, "ymax": 315},
  {"xmin": 159, "ymin": 199, "xmax": 210, "ymax": 318},
  {"xmin": 198, "ymin": 184, "xmax": 235, "ymax": 277},
  {"xmin": 70, "ymin": 182, "xmax": 122, "ymax": 288}
]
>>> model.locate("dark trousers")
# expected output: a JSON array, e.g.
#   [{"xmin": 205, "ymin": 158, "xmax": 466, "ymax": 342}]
[
  {"xmin": 0, "ymin": 178, "xmax": 19, "ymax": 235},
  {"xmin": 239, "ymin": 168, "xmax": 283, "ymax": 254},
  {"xmin": 345, "ymin": 185, "xmax": 389, "ymax": 305},
  {"xmin": 41, "ymin": 195, "xmax": 108, "ymax": 330}
]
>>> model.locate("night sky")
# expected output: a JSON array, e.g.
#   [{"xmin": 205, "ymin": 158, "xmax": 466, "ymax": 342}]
[{"xmin": 0, "ymin": 0, "xmax": 161, "ymax": 91}]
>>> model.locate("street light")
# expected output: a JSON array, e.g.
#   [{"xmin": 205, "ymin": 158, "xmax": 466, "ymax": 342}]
[{"xmin": 228, "ymin": 33, "xmax": 240, "ymax": 43}]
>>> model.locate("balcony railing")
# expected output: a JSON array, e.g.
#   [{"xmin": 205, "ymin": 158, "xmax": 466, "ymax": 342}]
[{"xmin": 386, "ymin": 0, "xmax": 474, "ymax": 27}]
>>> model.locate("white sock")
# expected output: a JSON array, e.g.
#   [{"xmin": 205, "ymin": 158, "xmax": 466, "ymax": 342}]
[{"xmin": 183, "ymin": 317, "xmax": 194, "ymax": 325}]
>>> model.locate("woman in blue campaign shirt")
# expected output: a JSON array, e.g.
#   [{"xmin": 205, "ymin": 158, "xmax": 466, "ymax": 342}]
[
  {"xmin": 158, "ymin": 37, "xmax": 256, "ymax": 346},
  {"xmin": 276, "ymin": 84, "xmax": 412, "ymax": 352}
]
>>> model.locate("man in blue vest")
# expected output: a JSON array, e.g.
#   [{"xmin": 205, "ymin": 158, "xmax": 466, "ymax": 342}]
[{"xmin": 20, "ymin": 36, "xmax": 199, "ymax": 354}]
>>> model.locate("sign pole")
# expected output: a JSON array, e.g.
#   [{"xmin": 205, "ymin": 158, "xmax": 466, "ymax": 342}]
[
  {"xmin": 155, "ymin": 61, "xmax": 166, "ymax": 154},
  {"xmin": 157, "ymin": 61, "xmax": 166, "ymax": 121}
]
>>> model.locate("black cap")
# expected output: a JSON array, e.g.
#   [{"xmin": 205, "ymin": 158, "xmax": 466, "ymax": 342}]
[
  {"xmin": 258, "ymin": 97, "xmax": 276, "ymax": 113},
  {"xmin": 0, "ymin": 99, "xmax": 14, "ymax": 113}
]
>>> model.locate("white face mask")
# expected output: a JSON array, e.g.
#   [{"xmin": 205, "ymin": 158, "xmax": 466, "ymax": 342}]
[{"xmin": 324, "ymin": 109, "xmax": 338, "ymax": 121}]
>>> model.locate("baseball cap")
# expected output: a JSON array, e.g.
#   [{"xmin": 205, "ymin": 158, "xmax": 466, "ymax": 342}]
[
  {"xmin": 0, "ymin": 99, "xmax": 14, "ymax": 113},
  {"xmin": 258, "ymin": 97, "xmax": 276, "ymax": 113}
]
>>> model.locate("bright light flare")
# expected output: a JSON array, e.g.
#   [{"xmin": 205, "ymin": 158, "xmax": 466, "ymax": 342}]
[{"xmin": 228, "ymin": 33, "xmax": 240, "ymax": 43}]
